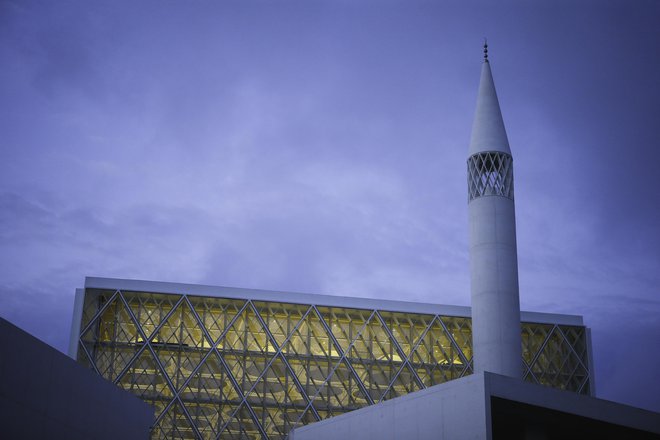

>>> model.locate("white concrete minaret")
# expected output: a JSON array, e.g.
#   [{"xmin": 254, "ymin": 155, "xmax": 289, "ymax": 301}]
[{"xmin": 468, "ymin": 42, "xmax": 522, "ymax": 378}]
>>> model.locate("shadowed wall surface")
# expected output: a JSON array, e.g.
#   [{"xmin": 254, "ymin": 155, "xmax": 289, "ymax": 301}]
[{"xmin": 0, "ymin": 318, "xmax": 153, "ymax": 440}]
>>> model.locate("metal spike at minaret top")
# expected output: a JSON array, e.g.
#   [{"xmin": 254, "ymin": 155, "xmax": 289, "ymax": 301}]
[{"xmin": 483, "ymin": 38, "xmax": 488, "ymax": 62}]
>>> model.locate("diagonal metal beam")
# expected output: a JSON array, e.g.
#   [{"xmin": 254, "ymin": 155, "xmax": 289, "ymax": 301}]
[
  {"xmin": 77, "ymin": 340, "xmax": 102, "ymax": 376},
  {"xmin": 552, "ymin": 326, "xmax": 590, "ymax": 393},
  {"xmin": 523, "ymin": 324, "xmax": 556, "ymax": 385},
  {"xmin": 374, "ymin": 310, "xmax": 425, "ymax": 397},
  {"xmin": 183, "ymin": 297, "xmax": 254, "ymax": 439},
  {"xmin": 320, "ymin": 307, "xmax": 376, "ymax": 404},
  {"xmin": 118, "ymin": 292, "xmax": 183, "ymax": 424},
  {"xmin": 181, "ymin": 297, "xmax": 261, "ymax": 440},
  {"xmin": 219, "ymin": 302, "xmax": 319, "ymax": 434},
  {"xmin": 294, "ymin": 307, "xmax": 376, "ymax": 426},
  {"xmin": 112, "ymin": 292, "xmax": 186, "ymax": 386},
  {"xmin": 249, "ymin": 303, "xmax": 321, "ymax": 422},
  {"xmin": 437, "ymin": 316, "xmax": 471, "ymax": 367},
  {"xmin": 404, "ymin": 314, "xmax": 446, "ymax": 384},
  {"xmin": 435, "ymin": 316, "xmax": 473, "ymax": 379},
  {"xmin": 176, "ymin": 298, "xmax": 250, "ymax": 397},
  {"xmin": 214, "ymin": 352, "xmax": 269, "ymax": 440},
  {"xmin": 555, "ymin": 326, "xmax": 589, "ymax": 373},
  {"xmin": 79, "ymin": 289, "xmax": 120, "ymax": 337}
]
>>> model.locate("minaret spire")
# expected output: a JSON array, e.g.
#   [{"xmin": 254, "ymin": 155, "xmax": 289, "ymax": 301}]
[
  {"xmin": 469, "ymin": 43, "xmax": 511, "ymax": 156},
  {"xmin": 467, "ymin": 44, "xmax": 522, "ymax": 379}
]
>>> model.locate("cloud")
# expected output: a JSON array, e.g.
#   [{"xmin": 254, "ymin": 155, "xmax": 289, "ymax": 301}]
[{"xmin": 1, "ymin": 0, "xmax": 659, "ymax": 412}]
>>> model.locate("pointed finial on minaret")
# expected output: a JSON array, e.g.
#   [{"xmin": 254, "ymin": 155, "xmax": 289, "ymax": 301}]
[{"xmin": 483, "ymin": 38, "xmax": 489, "ymax": 63}]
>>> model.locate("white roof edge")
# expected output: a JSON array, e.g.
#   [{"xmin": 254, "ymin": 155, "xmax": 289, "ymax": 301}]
[{"xmin": 83, "ymin": 276, "xmax": 584, "ymax": 326}]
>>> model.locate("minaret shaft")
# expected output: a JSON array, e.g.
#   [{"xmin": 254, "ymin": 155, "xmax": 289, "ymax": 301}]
[
  {"xmin": 468, "ymin": 55, "xmax": 522, "ymax": 378},
  {"xmin": 469, "ymin": 194, "xmax": 522, "ymax": 377}
]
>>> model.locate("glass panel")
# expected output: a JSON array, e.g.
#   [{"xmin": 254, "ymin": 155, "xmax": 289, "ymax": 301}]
[
  {"xmin": 190, "ymin": 297, "xmax": 246, "ymax": 347},
  {"xmin": 124, "ymin": 292, "xmax": 181, "ymax": 341},
  {"xmin": 523, "ymin": 324, "xmax": 589, "ymax": 392},
  {"xmin": 180, "ymin": 352, "xmax": 241, "ymax": 440},
  {"xmin": 410, "ymin": 317, "xmax": 467, "ymax": 387},
  {"xmin": 116, "ymin": 347, "xmax": 174, "ymax": 417},
  {"xmin": 220, "ymin": 404, "xmax": 261, "ymax": 440},
  {"xmin": 80, "ymin": 289, "xmax": 114, "ymax": 333},
  {"xmin": 78, "ymin": 287, "xmax": 591, "ymax": 440},
  {"xmin": 152, "ymin": 401, "xmax": 196, "ymax": 440}
]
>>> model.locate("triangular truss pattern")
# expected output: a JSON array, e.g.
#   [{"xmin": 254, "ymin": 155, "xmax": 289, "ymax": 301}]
[
  {"xmin": 76, "ymin": 341, "xmax": 98, "ymax": 374},
  {"xmin": 560, "ymin": 325, "xmax": 588, "ymax": 360},
  {"xmin": 318, "ymin": 306, "xmax": 357, "ymax": 356},
  {"xmin": 219, "ymin": 302, "xmax": 278, "ymax": 395},
  {"xmin": 151, "ymin": 399, "xmax": 197, "ymax": 440},
  {"xmin": 346, "ymin": 311, "xmax": 421, "ymax": 403},
  {"xmin": 252, "ymin": 301, "xmax": 309, "ymax": 349},
  {"xmin": 379, "ymin": 362, "xmax": 423, "ymax": 401},
  {"xmin": 522, "ymin": 322, "xmax": 554, "ymax": 378},
  {"xmin": 282, "ymin": 307, "xmax": 339, "ymax": 413},
  {"xmin": 410, "ymin": 316, "xmax": 469, "ymax": 387},
  {"xmin": 556, "ymin": 326, "xmax": 590, "ymax": 393},
  {"xmin": 247, "ymin": 354, "xmax": 309, "ymax": 437},
  {"xmin": 311, "ymin": 357, "xmax": 371, "ymax": 417},
  {"xmin": 151, "ymin": 300, "xmax": 211, "ymax": 390},
  {"xmin": 80, "ymin": 289, "xmax": 115, "ymax": 335},
  {"xmin": 125, "ymin": 291, "xmax": 182, "ymax": 342},
  {"xmin": 225, "ymin": 303, "xmax": 315, "ymax": 437},
  {"xmin": 525, "ymin": 325, "xmax": 590, "ymax": 392},
  {"xmin": 79, "ymin": 291, "xmax": 141, "ymax": 382},
  {"xmin": 179, "ymin": 351, "xmax": 242, "ymax": 440},
  {"xmin": 440, "ymin": 316, "xmax": 473, "ymax": 374},
  {"xmin": 287, "ymin": 306, "xmax": 373, "ymax": 422},
  {"xmin": 375, "ymin": 312, "xmax": 428, "ymax": 401},
  {"xmin": 116, "ymin": 346, "xmax": 175, "ymax": 418},
  {"xmin": 79, "ymin": 289, "xmax": 592, "ymax": 440},
  {"xmin": 383, "ymin": 312, "xmax": 421, "ymax": 357},
  {"xmin": 467, "ymin": 151, "xmax": 514, "ymax": 201},
  {"xmin": 192, "ymin": 297, "xmax": 247, "ymax": 347},
  {"xmin": 217, "ymin": 403, "xmax": 262, "ymax": 440}
]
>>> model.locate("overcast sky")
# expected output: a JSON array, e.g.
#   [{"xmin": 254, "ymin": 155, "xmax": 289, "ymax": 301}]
[{"xmin": 1, "ymin": 0, "xmax": 659, "ymax": 412}]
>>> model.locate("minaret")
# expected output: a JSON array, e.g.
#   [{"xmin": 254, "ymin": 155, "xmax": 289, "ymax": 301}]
[{"xmin": 467, "ymin": 42, "xmax": 522, "ymax": 378}]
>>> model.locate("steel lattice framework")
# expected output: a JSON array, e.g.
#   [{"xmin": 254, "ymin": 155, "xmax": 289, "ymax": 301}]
[
  {"xmin": 467, "ymin": 151, "xmax": 514, "ymax": 201},
  {"xmin": 75, "ymin": 288, "xmax": 591, "ymax": 440}
]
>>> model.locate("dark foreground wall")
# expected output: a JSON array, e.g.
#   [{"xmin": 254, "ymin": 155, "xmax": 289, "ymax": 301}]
[{"xmin": 0, "ymin": 318, "xmax": 153, "ymax": 439}]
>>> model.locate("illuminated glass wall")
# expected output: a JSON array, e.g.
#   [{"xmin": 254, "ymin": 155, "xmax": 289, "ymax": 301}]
[{"xmin": 76, "ymin": 288, "xmax": 591, "ymax": 440}]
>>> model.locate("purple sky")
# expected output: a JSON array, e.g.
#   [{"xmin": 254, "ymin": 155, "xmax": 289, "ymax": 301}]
[{"xmin": 1, "ymin": 0, "xmax": 659, "ymax": 412}]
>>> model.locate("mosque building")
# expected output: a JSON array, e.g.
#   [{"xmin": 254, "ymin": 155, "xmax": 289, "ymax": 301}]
[{"xmin": 69, "ymin": 45, "xmax": 660, "ymax": 439}]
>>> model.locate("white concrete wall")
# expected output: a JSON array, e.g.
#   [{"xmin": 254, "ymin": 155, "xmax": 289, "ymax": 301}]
[
  {"xmin": 68, "ymin": 288, "xmax": 84, "ymax": 359},
  {"xmin": 290, "ymin": 374, "xmax": 490, "ymax": 440},
  {"xmin": 291, "ymin": 373, "xmax": 660, "ymax": 440},
  {"xmin": 469, "ymin": 195, "xmax": 522, "ymax": 378}
]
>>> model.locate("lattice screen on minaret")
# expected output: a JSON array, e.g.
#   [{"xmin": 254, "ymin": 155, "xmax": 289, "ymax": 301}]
[{"xmin": 467, "ymin": 151, "xmax": 514, "ymax": 201}]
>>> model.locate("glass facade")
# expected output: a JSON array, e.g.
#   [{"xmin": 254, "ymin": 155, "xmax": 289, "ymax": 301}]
[{"xmin": 76, "ymin": 288, "xmax": 591, "ymax": 440}]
